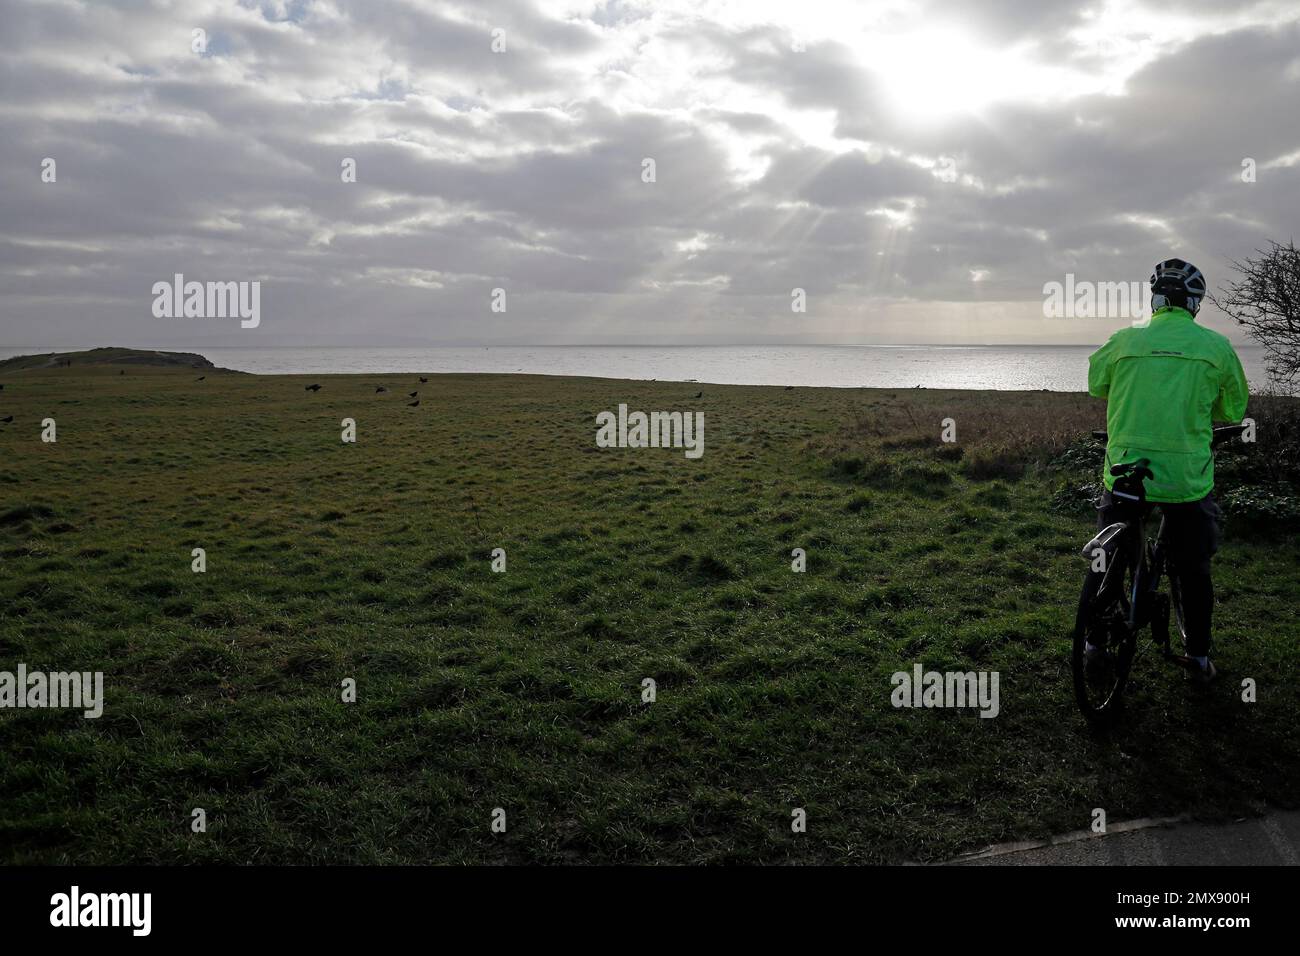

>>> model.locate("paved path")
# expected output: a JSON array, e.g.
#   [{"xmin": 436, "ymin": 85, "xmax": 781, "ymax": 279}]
[{"xmin": 949, "ymin": 810, "xmax": 1300, "ymax": 865}]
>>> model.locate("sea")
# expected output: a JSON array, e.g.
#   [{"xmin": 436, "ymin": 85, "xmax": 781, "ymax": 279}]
[{"xmin": 0, "ymin": 344, "xmax": 1274, "ymax": 392}]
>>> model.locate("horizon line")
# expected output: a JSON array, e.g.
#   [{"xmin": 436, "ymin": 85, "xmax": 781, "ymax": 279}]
[{"xmin": 0, "ymin": 341, "xmax": 1130, "ymax": 350}]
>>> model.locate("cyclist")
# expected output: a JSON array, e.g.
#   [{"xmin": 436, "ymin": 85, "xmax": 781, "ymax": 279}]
[{"xmin": 1086, "ymin": 258, "xmax": 1249, "ymax": 683}]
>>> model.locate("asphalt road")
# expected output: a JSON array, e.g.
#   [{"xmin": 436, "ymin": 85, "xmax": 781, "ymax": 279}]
[{"xmin": 952, "ymin": 811, "xmax": 1300, "ymax": 865}]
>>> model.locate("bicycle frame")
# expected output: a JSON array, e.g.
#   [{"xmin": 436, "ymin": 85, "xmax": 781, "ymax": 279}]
[
  {"xmin": 1124, "ymin": 512, "xmax": 1147, "ymax": 632},
  {"xmin": 1095, "ymin": 504, "xmax": 1169, "ymax": 638},
  {"xmin": 1123, "ymin": 509, "xmax": 1170, "ymax": 635}
]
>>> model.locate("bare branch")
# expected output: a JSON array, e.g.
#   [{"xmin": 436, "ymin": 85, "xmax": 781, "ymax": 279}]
[{"xmin": 1210, "ymin": 239, "xmax": 1300, "ymax": 385}]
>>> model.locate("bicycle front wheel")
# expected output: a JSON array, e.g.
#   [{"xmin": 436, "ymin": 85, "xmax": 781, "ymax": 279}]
[{"xmin": 1071, "ymin": 561, "xmax": 1136, "ymax": 728}]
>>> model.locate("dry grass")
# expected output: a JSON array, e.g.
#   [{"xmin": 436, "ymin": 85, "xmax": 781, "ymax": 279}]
[{"xmin": 816, "ymin": 390, "xmax": 1104, "ymax": 481}]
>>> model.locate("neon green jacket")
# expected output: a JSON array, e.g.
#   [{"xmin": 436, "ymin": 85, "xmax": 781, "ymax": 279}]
[{"xmin": 1088, "ymin": 306, "xmax": 1248, "ymax": 503}]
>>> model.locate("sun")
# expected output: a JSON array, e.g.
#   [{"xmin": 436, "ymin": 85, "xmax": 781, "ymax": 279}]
[{"xmin": 870, "ymin": 28, "xmax": 1055, "ymax": 125}]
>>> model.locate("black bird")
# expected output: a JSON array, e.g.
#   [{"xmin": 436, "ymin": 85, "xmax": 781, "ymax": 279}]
[
  {"xmin": 305, "ymin": 384, "xmax": 322, "ymax": 392},
  {"xmin": 419, "ymin": 377, "xmax": 428, "ymax": 383},
  {"xmin": 1, "ymin": 415, "xmax": 12, "ymax": 424},
  {"xmin": 375, "ymin": 386, "xmax": 387, "ymax": 394},
  {"xmin": 693, "ymin": 391, "xmax": 703, "ymax": 399},
  {"xmin": 408, "ymin": 391, "xmax": 418, "ymax": 398},
  {"xmin": 784, "ymin": 385, "xmax": 794, "ymax": 390},
  {"xmin": 407, "ymin": 399, "xmax": 420, "ymax": 407},
  {"xmin": 0, "ymin": 384, "xmax": 4, "ymax": 390},
  {"xmin": 196, "ymin": 376, "xmax": 206, "ymax": 382},
  {"xmin": 119, "ymin": 370, "xmax": 125, "ymax": 375}
]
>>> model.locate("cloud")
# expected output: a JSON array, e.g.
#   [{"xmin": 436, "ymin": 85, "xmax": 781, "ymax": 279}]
[{"xmin": 0, "ymin": 0, "xmax": 1297, "ymax": 346}]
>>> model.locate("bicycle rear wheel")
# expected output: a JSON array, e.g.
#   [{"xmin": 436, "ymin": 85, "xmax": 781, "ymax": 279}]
[
  {"xmin": 1071, "ymin": 557, "xmax": 1136, "ymax": 728},
  {"xmin": 1168, "ymin": 572, "xmax": 1190, "ymax": 651}
]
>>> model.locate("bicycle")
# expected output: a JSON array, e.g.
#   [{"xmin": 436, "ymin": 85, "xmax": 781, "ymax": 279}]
[{"xmin": 1070, "ymin": 424, "xmax": 1248, "ymax": 727}]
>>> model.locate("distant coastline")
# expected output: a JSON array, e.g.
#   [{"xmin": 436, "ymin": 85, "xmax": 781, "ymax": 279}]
[{"xmin": 0, "ymin": 347, "xmax": 229, "ymax": 372}]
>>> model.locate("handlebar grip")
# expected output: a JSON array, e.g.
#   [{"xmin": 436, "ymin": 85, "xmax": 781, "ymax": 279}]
[{"xmin": 1212, "ymin": 423, "xmax": 1248, "ymax": 446}]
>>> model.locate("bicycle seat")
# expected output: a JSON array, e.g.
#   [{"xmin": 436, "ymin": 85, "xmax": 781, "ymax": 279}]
[
  {"xmin": 1109, "ymin": 458, "xmax": 1153, "ymax": 503},
  {"xmin": 1109, "ymin": 459, "xmax": 1153, "ymax": 479}
]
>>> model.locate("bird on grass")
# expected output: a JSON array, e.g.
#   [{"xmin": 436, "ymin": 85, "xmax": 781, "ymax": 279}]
[
  {"xmin": 196, "ymin": 376, "xmax": 206, "ymax": 382},
  {"xmin": 1, "ymin": 415, "xmax": 13, "ymax": 424},
  {"xmin": 407, "ymin": 399, "xmax": 420, "ymax": 407},
  {"xmin": 408, "ymin": 391, "xmax": 418, "ymax": 398},
  {"xmin": 375, "ymin": 386, "xmax": 387, "ymax": 394},
  {"xmin": 693, "ymin": 391, "xmax": 703, "ymax": 399},
  {"xmin": 419, "ymin": 376, "xmax": 428, "ymax": 383},
  {"xmin": 305, "ymin": 384, "xmax": 322, "ymax": 392}
]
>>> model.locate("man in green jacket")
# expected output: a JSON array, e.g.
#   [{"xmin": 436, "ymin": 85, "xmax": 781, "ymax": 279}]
[{"xmin": 1087, "ymin": 258, "xmax": 1249, "ymax": 682}]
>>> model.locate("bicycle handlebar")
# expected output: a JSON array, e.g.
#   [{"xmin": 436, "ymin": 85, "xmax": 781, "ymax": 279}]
[
  {"xmin": 1092, "ymin": 424, "xmax": 1249, "ymax": 448},
  {"xmin": 1211, "ymin": 423, "xmax": 1249, "ymax": 444}
]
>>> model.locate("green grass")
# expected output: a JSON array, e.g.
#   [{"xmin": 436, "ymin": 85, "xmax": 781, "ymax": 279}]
[{"xmin": 1, "ymin": 365, "xmax": 1297, "ymax": 864}]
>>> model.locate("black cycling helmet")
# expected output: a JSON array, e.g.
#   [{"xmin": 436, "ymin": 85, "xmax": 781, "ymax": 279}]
[{"xmin": 1150, "ymin": 258, "xmax": 1206, "ymax": 316}]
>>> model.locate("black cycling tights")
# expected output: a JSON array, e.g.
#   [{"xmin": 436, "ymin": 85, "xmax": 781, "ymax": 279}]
[{"xmin": 1169, "ymin": 564, "xmax": 1213, "ymax": 658}]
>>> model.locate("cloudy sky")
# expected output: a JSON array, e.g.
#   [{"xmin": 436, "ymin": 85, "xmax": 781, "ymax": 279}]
[{"xmin": 2, "ymin": 0, "xmax": 1298, "ymax": 348}]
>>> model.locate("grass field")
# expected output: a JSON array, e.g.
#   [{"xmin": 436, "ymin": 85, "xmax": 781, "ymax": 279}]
[{"xmin": 2, "ymin": 363, "xmax": 1298, "ymax": 864}]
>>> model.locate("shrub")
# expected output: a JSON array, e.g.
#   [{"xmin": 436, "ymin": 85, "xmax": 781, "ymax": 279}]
[
  {"xmin": 1221, "ymin": 483, "xmax": 1300, "ymax": 527},
  {"xmin": 1051, "ymin": 478, "xmax": 1102, "ymax": 515},
  {"xmin": 1215, "ymin": 391, "xmax": 1300, "ymax": 487}
]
